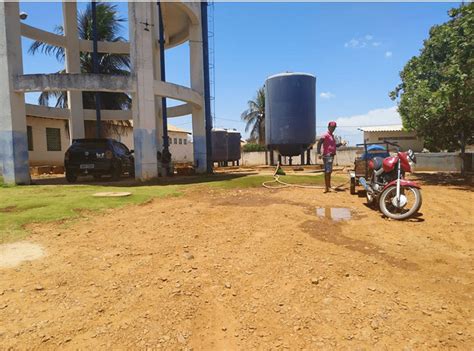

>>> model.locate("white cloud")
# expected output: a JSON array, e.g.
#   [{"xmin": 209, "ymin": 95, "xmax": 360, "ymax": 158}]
[
  {"xmin": 385, "ymin": 51, "xmax": 393, "ymax": 58},
  {"xmin": 372, "ymin": 42, "xmax": 381, "ymax": 47},
  {"xmin": 344, "ymin": 34, "xmax": 378, "ymax": 49},
  {"xmin": 331, "ymin": 106, "xmax": 402, "ymax": 145},
  {"xmin": 344, "ymin": 39, "xmax": 360, "ymax": 48},
  {"xmin": 320, "ymin": 92, "xmax": 335, "ymax": 100}
]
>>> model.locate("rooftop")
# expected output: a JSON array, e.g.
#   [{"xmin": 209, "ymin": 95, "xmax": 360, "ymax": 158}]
[{"xmin": 359, "ymin": 125, "xmax": 403, "ymax": 132}]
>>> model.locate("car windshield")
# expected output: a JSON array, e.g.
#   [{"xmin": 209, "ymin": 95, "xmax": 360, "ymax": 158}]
[{"xmin": 70, "ymin": 140, "xmax": 110, "ymax": 151}]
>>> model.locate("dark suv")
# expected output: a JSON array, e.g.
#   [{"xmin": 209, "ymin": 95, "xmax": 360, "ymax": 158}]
[{"xmin": 64, "ymin": 138, "xmax": 134, "ymax": 183}]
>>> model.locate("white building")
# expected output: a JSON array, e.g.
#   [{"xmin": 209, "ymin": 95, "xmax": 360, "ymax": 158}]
[
  {"xmin": 25, "ymin": 115, "xmax": 193, "ymax": 166},
  {"xmin": 360, "ymin": 125, "xmax": 424, "ymax": 152}
]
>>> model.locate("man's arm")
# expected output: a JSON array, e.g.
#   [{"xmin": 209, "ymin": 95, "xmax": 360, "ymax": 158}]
[
  {"xmin": 336, "ymin": 140, "xmax": 347, "ymax": 148},
  {"xmin": 316, "ymin": 137, "xmax": 324, "ymax": 155}
]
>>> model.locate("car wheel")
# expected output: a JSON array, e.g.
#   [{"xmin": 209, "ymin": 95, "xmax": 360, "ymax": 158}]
[
  {"xmin": 111, "ymin": 164, "xmax": 122, "ymax": 181},
  {"xmin": 66, "ymin": 171, "xmax": 77, "ymax": 183}
]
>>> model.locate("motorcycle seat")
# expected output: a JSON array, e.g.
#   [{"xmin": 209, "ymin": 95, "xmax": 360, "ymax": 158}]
[{"xmin": 372, "ymin": 157, "xmax": 384, "ymax": 170}]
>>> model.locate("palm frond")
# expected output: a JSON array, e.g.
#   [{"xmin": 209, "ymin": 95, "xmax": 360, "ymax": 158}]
[{"xmin": 241, "ymin": 86, "xmax": 266, "ymax": 144}]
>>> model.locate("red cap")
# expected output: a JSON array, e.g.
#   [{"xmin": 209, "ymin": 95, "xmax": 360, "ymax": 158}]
[{"xmin": 328, "ymin": 121, "xmax": 337, "ymax": 127}]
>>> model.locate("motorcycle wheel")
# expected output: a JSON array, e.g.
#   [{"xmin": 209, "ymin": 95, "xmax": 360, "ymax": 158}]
[{"xmin": 379, "ymin": 185, "xmax": 422, "ymax": 220}]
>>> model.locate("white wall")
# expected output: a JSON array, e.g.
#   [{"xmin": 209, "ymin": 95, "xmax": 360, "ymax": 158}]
[
  {"xmin": 169, "ymin": 132, "xmax": 193, "ymax": 163},
  {"xmin": 364, "ymin": 131, "xmax": 424, "ymax": 152},
  {"xmin": 114, "ymin": 126, "xmax": 193, "ymax": 164},
  {"xmin": 240, "ymin": 148, "xmax": 360, "ymax": 167},
  {"xmin": 26, "ymin": 116, "xmax": 70, "ymax": 166}
]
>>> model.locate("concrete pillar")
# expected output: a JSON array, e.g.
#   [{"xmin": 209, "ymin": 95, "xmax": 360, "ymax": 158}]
[
  {"xmin": 189, "ymin": 22, "xmax": 207, "ymax": 173},
  {"xmin": 0, "ymin": 2, "xmax": 30, "ymax": 184},
  {"xmin": 62, "ymin": 1, "xmax": 84, "ymax": 142},
  {"xmin": 129, "ymin": 2, "xmax": 158, "ymax": 180}
]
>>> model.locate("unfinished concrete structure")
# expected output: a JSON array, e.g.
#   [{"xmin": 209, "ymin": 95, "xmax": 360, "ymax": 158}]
[{"xmin": 0, "ymin": 1, "xmax": 210, "ymax": 184}]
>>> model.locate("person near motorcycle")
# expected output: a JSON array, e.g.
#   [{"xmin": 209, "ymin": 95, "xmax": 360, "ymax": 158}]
[{"xmin": 317, "ymin": 121, "xmax": 346, "ymax": 193}]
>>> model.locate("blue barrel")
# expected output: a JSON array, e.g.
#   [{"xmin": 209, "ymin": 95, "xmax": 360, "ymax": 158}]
[
  {"xmin": 265, "ymin": 72, "xmax": 316, "ymax": 156},
  {"xmin": 226, "ymin": 130, "xmax": 241, "ymax": 162}
]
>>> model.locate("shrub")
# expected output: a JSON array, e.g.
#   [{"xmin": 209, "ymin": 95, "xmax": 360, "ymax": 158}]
[{"xmin": 242, "ymin": 143, "xmax": 267, "ymax": 152}]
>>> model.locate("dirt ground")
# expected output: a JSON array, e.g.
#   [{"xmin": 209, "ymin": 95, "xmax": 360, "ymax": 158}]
[{"xmin": 1, "ymin": 173, "xmax": 473, "ymax": 350}]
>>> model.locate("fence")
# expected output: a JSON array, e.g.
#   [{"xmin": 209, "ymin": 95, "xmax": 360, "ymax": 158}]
[
  {"xmin": 413, "ymin": 152, "xmax": 464, "ymax": 172},
  {"xmin": 240, "ymin": 147, "xmax": 360, "ymax": 167},
  {"xmin": 241, "ymin": 149, "xmax": 470, "ymax": 173}
]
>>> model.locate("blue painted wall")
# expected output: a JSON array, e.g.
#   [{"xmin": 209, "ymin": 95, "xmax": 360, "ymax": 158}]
[{"xmin": 0, "ymin": 130, "xmax": 30, "ymax": 184}]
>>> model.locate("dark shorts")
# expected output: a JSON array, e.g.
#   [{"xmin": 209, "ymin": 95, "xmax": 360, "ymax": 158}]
[{"xmin": 323, "ymin": 155, "xmax": 334, "ymax": 173}]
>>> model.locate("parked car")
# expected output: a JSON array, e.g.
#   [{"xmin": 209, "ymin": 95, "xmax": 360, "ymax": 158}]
[{"xmin": 64, "ymin": 138, "xmax": 134, "ymax": 183}]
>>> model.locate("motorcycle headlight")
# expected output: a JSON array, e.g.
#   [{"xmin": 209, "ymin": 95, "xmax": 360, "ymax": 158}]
[{"xmin": 407, "ymin": 149, "xmax": 416, "ymax": 164}]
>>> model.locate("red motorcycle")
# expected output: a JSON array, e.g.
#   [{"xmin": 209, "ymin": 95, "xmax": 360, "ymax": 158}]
[{"xmin": 359, "ymin": 141, "xmax": 422, "ymax": 220}]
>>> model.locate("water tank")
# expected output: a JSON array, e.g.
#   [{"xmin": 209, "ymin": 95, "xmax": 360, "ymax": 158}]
[
  {"xmin": 226, "ymin": 130, "xmax": 241, "ymax": 162},
  {"xmin": 265, "ymin": 72, "xmax": 316, "ymax": 156},
  {"xmin": 211, "ymin": 128, "xmax": 228, "ymax": 162}
]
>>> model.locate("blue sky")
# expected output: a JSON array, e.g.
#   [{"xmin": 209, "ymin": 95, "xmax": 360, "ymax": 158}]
[{"xmin": 20, "ymin": 2, "xmax": 458, "ymax": 145}]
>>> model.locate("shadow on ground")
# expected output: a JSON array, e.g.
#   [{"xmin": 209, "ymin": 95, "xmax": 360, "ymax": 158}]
[{"xmin": 413, "ymin": 172, "xmax": 473, "ymax": 191}]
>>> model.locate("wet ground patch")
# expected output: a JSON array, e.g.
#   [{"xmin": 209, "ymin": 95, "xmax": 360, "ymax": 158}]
[
  {"xmin": 300, "ymin": 220, "xmax": 418, "ymax": 270},
  {"xmin": 316, "ymin": 207, "xmax": 352, "ymax": 221}
]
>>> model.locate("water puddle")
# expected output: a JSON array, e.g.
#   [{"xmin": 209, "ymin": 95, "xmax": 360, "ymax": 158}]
[
  {"xmin": 0, "ymin": 242, "xmax": 45, "ymax": 268},
  {"xmin": 316, "ymin": 207, "xmax": 352, "ymax": 222}
]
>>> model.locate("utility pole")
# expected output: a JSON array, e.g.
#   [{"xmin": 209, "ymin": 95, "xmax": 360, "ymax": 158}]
[
  {"xmin": 157, "ymin": 1, "xmax": 171, "ymax": 175},
  {"xmin": 201, "ymin": 1, "xmax": 213, "ymax": 173}
]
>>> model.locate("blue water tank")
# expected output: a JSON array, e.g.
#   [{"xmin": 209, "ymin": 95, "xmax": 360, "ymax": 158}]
[
  {"xmin": 211, "ymin": 128, "xmax": 228, "ymax": 162},
  {"xmin": 226, "ymin": 130, "xmax": 241, "ymax": 162},
  {"xmin": 265, "ymin": 72, "xmax": 316, "ymax": 156}
]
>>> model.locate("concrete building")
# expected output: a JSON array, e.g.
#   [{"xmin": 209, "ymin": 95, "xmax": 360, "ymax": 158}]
[
  {"xmin": 360, "ymin": 125, "xmax": 424, "ymax": 152},
  {"xmin": 0, "ymin": 1, "xmax": 211, "ymax": 184},
  {"xmin": 25, "ymin": 113, "xmax": 193, "ymax": 166}
]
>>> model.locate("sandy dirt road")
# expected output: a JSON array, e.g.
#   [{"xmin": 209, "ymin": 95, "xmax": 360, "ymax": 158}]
[{"xmin": 1, "ymin": 175, "xmax": 473, "ymax": 350}]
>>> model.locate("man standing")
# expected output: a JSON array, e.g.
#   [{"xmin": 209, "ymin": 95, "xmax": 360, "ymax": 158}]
[{"xmin": 317, "ymin": 121, "xmax": 346, "ymax": 193}]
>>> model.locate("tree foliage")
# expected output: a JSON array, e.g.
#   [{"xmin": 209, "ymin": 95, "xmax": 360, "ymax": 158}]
[
  {"xmin": 241, "ymin": 87, "xmax": 266, "ymax": 145},
  {"xmin": 390, "ymin": 3, "xmax": 473, "ymax": 151}
]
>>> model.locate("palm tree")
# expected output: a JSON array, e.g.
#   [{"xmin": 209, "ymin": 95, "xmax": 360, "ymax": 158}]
[
  {"xmin": 29, "ymin": 3, "xmax": 131, "ymax": 136},
  {"xmin": 241, "ymin": 87, "xmax": 265, "ymax": 145}
]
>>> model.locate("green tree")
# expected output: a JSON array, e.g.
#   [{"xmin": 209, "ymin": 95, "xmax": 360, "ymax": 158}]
[
  {"xmin": 390, "ymin": 3, "xmax": 473, "ymax": 156},
  {"xmin": 29, "ymin": 3, "xmax": 131, "ymax": 136},
  {"xmin": 241, "ymin": 87, "xmax": 266, "ymax": 145}
]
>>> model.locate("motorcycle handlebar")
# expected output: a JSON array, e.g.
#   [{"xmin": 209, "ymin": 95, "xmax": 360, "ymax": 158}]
[{"xmin": 382, "ymin": 140, "xmax": 400, "ymax": 148}]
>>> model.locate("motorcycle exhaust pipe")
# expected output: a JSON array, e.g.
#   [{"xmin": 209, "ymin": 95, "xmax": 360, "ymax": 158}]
[{"xmin": 358, "ymin": 177, "xmax": 373, "ymax": 193}]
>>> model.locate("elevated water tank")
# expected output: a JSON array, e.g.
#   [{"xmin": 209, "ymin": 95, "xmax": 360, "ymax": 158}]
[
  {"xmin": 226, "ymin": 130, "xmax": 241, "ymax": 162},
  {"xmin": 265, "ymin": 72, "xmax": 316, "ymax": 156},
  {"xmin": 211, "ymin": 128, "xmax": 228, "ymax": 162}
]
